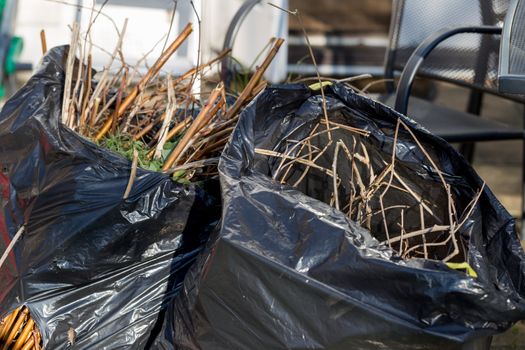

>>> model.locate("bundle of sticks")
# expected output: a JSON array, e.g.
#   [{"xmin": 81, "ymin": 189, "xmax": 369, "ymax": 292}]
[
  {"xmin": 0, "ymin": 307, "xmax": 41, "ymax": 350},
  {"xmin": 55, "ymin": 18, "xmax": 284, "ymax": 184},
  {"xmin": 256, "ymin": 114, "xmax": 484, "ymax": 264},
  {"xmin": 0, "ymin": 12, "xmax": 285, "ymax": 348}
]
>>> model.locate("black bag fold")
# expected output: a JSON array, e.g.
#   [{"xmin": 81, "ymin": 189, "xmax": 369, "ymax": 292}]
[
  {"xmin": 157, "ymin": 83, "xmax": 525, "ymax": 350},
  {"xmin": 0, "ymin": 46, "xmax": 221, "ymax": 349}
]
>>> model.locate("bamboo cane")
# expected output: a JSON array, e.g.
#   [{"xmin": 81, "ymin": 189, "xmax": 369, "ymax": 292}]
[
  {"xmin": 95, "ymin": 23, "xmax": 193, "ymax": 141},
  {"xmin": 39, "ymin": 30, "xmax": 47, "ymax": 55},
  {"xmin": 0, "ymin": 309, "xmax": 18, "ymax": 342},
  {"xmin": 12, "ymin": 318, "xmax": 34, "ymax": 350},
  {"xmin": 2, "ymin": 307, "xmax": 28, "ymax": 350},
  {"xmin": 224, "ymin": 38, "xmax": 284, "ymax": 120},
  {"xmin": 162, "ymin": 85, "xmax": 223, "ymax": 170}
]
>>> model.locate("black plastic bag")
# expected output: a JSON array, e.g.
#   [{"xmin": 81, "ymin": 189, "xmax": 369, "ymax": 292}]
[
  {"xmin": 157, "ymin": 84, "xmax": 525, "ymax": 349},
  {"xmin": 0, "ymin": 47, "xmax": 221, "ymax": 349}
]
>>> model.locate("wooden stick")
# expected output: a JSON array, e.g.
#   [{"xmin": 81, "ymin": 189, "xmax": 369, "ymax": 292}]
[
  {"xmin": 32, "ymin": 327, "xmax": 41, "ymax": 350},
  {"xmin": 20, "ymin": 337, "xmax": 34, "ymax": 350},
  {"xmin": 86, "ymin": 18, "xmax": 128, "ymax": 114},
  {"xmin": 383, "ymin": 225, "xmax": 451, "ymax": 245},
  {"xmin": 39, "ymin": 30, "xmax": 47, "ymax": 55},
  {"xmin": 402, "ymin": 230, "xmax": 454, "ymax": 259},
  {"xmin": 274, "ymin": 125, "xmax": 336, "ymax": 181},
  {"xmin": 319, "ymin": 119, "xmax": 370, "ymax": 136},
  {"xmin": 69, "ymin": 35, "xmax": 85, "ymax": 129},
  {"xmin": 399, "ymin": 209, "xmax": 405, "ymax": 253},
  {"xmin": 291, "ymin": 140, "xmax": 334, "ymax": 187},
  {"xmin": 0, "ymin": 308, "xmax": 18, "ymax": 342},
  {"xmin": 113, "ymin": 68, "xmax": 129, "ymax": 133},
  {"xmin": 13, "ymin": 317, "xmax": 34, "ymax": 350},
  {"xmin": 420, "ymin": 203, "xmax": 428, "ymax": 259},
  {"xmin": 276, "ymin": 124, "xmax": 320, "ymax": 181},
  {"xmin": 224, "ymin": 38, "xmax": 284, "ymax": 120},
  {"xmin": 162, "ymin": 117, "xmax": 191, "ymax": 144},
  {"xmin": 453, "ymin": 183, "xmax": 486, "ymax": 234},
  {"xmin": 88, "ymin": 97, "xmax": 101, "ymax": 131},
  {"xmin": 249, "ymin": 80, "xmax": 268, "ymax": 99},
  {"xmin": 160, "ymin": 48, "xmax": 231, "ymax": 91},
  {"xmin": 93, "ymin": 93, "xmax": 119, "ymax": 130},
  {"xmin": 164, "ymin": 157, "xmax": 219, "ymax": 174},
  {"xmin": 95, "ymin": 23, "xmax": 193, "ymax": 141},
  {"xmin": 200, "ymin": 139, "xmax": 228, "ymax": 155},
  {"xmin": 162, "ymin": 84, "xmax": 223, "ymax": 170},
  {"xmin": 187, "ymin": 125, "xmax": 235, "ymax": 162},
  {"xmin": 256, "ymin": 148, "xmax": 336, "ymax": 177},
  {"xmin": 391, "ymin": 171, "xmax": 433, "ymax": 215},
  {"xmin": 2, "ymin": 307, "xmax": 28, "ymax": 350},
  {"xmin": 332, "ymin": 141, "xmax": 342, "ymax": 210},
  {"xmin": 191, "ymin": 131, "xmax": 230, "ymax": 159},
  {"xmin": 378, "ymin": 119, "xmax": 400, "ymax": 245},
  {"xmin": 79, "ymin": 54, "xmax": 92, "ymax": 134},
  {"xmin": 154, "ymin": 76, "xmax": 176, "ymax": 159},
  {"xmin": 296, "ymin": 10, "xmax": 332, "ymax": 141},
  {"xmin": 0, "ymin": 226, "xmax": 25, "ymax": 270},
  {"xmin": 133, "ymin": 112, "xmax": 165, "ymax": 141},
  {"xmin": 145, "ymin": 119, "xmax": 183, "ymax": 158},
  {"xmin": 398, "ymin": 119, "xmax": 456, "ymax": 228},
  {"xmin": 61, "ymin": 22, "xmax": 80, "ymax": 125},
  {"xmin": 127, "ymin": 34, "xmax": 169, "ymax": 85},
  {"xmin": 123, "ymin": 149, "xmax": 139, "ymax": 199},
  {"xmin": 121, "ymin": 91, "xmax": 146, "ymax": 134},
  {"xmin": 120, "ymin": 24, "xmax": 191, "ymax": 115},
  {"xmin": 269, "ymin": 3, "xmax": 332, "ymax": 142}
]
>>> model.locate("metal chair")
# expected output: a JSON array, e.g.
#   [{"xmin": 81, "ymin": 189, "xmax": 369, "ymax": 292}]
[{"xmin": 377, "ymin": 0, "xmax": 525, "ymax": 241}]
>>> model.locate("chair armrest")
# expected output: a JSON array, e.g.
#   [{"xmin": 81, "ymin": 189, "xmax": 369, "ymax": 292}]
[
  {"xmin": 221, "ymin": 0, "xmax": 263, "ymax": 86},
  {"xmin": 498, "ymin": 0, "xmax": 525, "ymax": 94},
  {"xmin": 394, "ymin": 26, "xmax": 502, "ymax": 115}
]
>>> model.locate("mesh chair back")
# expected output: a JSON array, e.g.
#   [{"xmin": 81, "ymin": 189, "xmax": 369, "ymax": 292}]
[
  {"xmin": 499, "ymin": 0, "xmax": 525, "ymax": 94},
  {"xmin": 385, "ymin": 0, "xmax": 522, "ymax": 100},
  {"xmin": 509, "ymin": 0, "xmax": 525, "ymax": 75}
]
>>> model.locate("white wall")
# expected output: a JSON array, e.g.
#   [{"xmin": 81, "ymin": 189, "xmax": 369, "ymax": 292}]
[
  {"xmin": 14, "ymin": 0, "xmax": 288, "ymax": 82},
  {"xmin": 15, "ymin": 0, "xmax": 75, "ymax": 63},
  {"xmin": 201, "ymin": 0, "xmax": 288, "ymax": 82}
]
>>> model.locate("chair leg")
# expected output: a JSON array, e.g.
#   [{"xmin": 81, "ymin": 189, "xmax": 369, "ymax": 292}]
[
  {"xmin": 460, "ymin": 143, "xmax": 475, "ymax": 163},
  {"xmin": 521, "ymin": 138, "xmax": 525, "ymax": 241},
  {"xmin": 459, "ymin": 91, "xmax": 484, "ymax": 163}
]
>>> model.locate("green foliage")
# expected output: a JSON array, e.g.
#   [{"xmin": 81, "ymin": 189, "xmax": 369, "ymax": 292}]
[
  {"xmin": 228, "ymin": 40, "xmax": 274, "ymax": 94},
  {"xmin": 100, "ymin": 132, "xmax": 179, "ymax": 174},
  {"xmin": 229, "ymin": 56, "xmax": 252, "ymax": 94}
]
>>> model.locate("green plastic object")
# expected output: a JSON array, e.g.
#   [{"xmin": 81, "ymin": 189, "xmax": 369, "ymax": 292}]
[
  {"xmin": 0, "ymin": 1, "xmax": 24, "ymax": 99},
  {"xmin": 5, "ymin": 36, "xmax": 23, "ymax": 75}
]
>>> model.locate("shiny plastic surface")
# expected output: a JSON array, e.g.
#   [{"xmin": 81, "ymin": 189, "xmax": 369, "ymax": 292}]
[
  {"xmin": 0, "ymin": 47, "xmax": 221, "ymax": 349},
  {"xmin": 158, "ymin": 84, "xmax": 525, "ymax": 349}
]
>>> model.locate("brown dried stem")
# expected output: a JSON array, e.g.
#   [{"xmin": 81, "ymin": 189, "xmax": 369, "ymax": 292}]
[
  {"xmin": 162, "ymin": 84, "xmax": 223, "ymax": 170},
  {"xmin": 39, "ymin": 30, "xmax": 47, "ymax": 55},
  {"xmin": 224, "ymin": 38, "xmax": 284, "ymax": 120}
]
